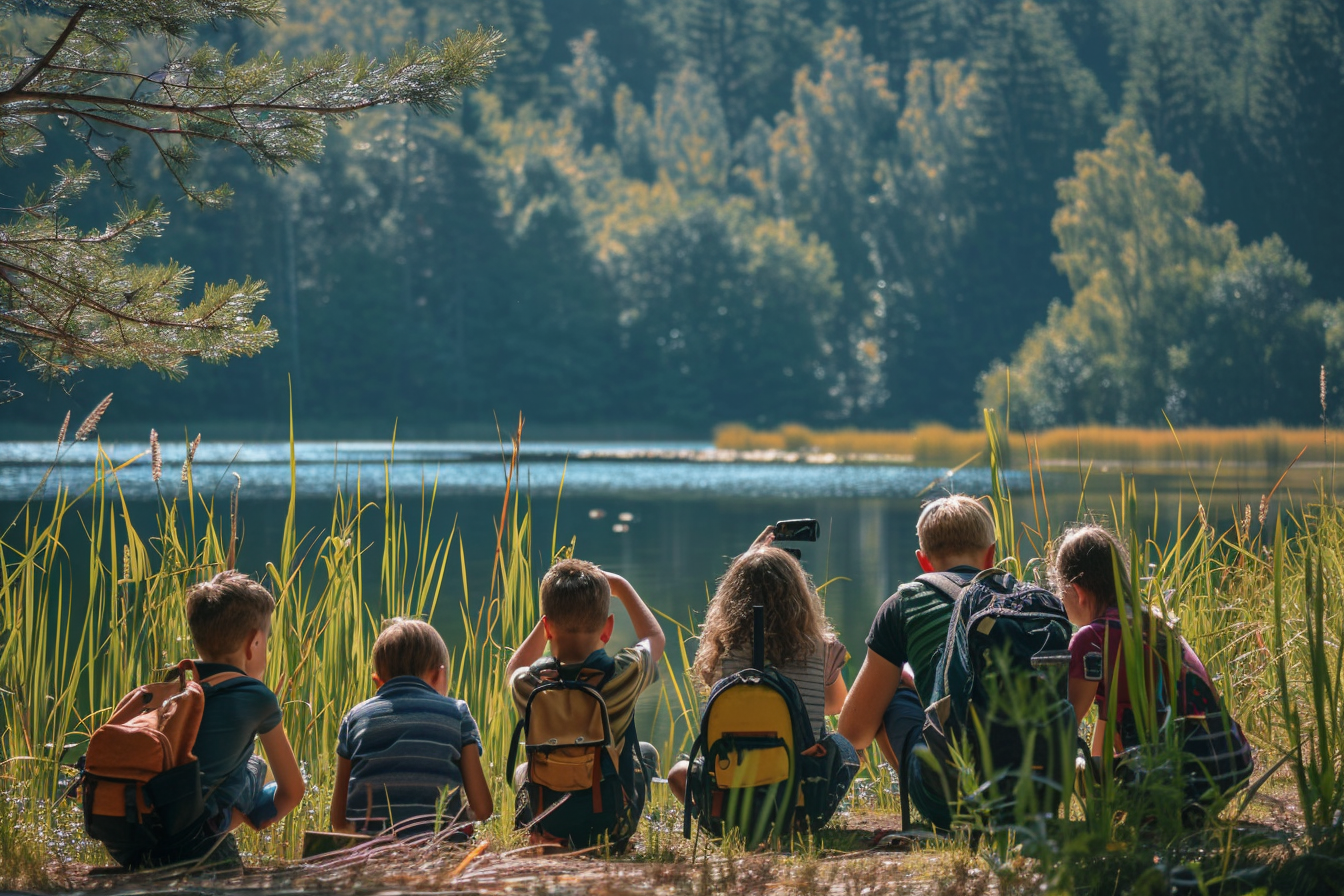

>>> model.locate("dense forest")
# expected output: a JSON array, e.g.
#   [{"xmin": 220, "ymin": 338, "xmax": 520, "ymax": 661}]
[{"xmin": 3, "ymin": 0, "xmax": 1343, "ymax": 434}]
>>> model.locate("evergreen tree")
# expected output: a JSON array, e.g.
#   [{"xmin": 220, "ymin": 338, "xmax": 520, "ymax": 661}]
[
  {"xmin": 1109, "ymin": 0, "xmax": 1228, "ymax": 174},
  {"xmin": 682, "ymin": 0, "xmax": 818, "ymax": 136},
  {"xmin": 831, "ymin": 0, "xmax": 985, "ymax": 83},
  {"xmin": 1235, "ymin": 0, "xmax": 1344, "ymax": 297},
  {"xmin": 0, "ymin": 0, "xmax": 499, "ymax": 379}
]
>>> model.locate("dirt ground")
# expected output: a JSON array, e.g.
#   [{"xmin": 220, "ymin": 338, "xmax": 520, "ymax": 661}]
[{"xmin": 29, "ymin": 785, "xmax": 1308, "ymax": 896}]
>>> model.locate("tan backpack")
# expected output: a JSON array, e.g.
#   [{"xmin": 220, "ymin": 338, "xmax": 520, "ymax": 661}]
[{"xmin": 80, "ymin": 660, "xmax": 240, "ymax": 867}]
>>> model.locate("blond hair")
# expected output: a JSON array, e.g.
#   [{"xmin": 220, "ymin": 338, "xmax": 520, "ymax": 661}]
[
  {"xmin": 916, "ymin": 495, "xmax": 996, "ymax": 559},
  {"xmin": 186, "ymin": 570, "xmax": 275, "ymax": 659},
  {"xmin": 372, "ymin": 618, "xmax": 449, "ymax": 680},
  {"xmin": 692, "ymin": 547, "xmax": 833, "ymax": 689},
  {"xmin": 540, "ymin": 558, "xmax": 611, "ymax": 634}
]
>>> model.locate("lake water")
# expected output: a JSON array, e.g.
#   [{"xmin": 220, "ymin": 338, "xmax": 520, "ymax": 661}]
[
  {"xmin": 0, "ymin": 439, "xmax": 1034, "ymax": 648},
  {"xmin": 0, "ymin": 439, "xmax": 1303, "ymax": 745}
]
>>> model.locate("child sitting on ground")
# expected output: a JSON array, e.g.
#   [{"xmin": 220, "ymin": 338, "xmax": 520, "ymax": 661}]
[
  {"xmin": 1051, "ymin": 525, "xmax": 1252, "ymax": 807},
  {"xmin": 506, "ymin": 560, "xmax": 665, "ymax": 848},
  {"xmin": 331, "ymin": 619, "xmax": 493, "ymax": 836},
  {"xmin": 668, "ymin": 529, "xmax": 858, "ymax": 828},
  {"xmin": 837, "ymin": 495, "xmax": 999, "ymax": 830},
  {"xmin": 182, "ymin": 571, "xmax": 305, "ymax": 863}
]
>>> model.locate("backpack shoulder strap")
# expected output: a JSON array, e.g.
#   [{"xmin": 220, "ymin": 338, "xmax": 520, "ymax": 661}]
[
  {"xmin": 200, "ymin": 671, "xmax": 244, "ymax": 687},
  {"xmin": 915, "ymin": 571, "xmax": 974, "ymax": 603}
]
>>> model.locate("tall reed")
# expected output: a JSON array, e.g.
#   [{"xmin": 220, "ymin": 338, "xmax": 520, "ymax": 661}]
[{"xmin": 0, "ymin": 417, "xmax": 543, "ymax": 872}]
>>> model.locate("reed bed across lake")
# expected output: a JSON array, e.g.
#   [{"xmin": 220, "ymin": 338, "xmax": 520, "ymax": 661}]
[
  {"xmin": 0, "ymin": 411, "xmax": 1341, "ymax": 893},
  {"xmin": 716, "ymin": 421, "xmax": 1343, "ymax": 470}
]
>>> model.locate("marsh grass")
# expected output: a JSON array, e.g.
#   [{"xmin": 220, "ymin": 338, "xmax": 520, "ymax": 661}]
[
  {"xmin": 718, "ymin": 421, "xmax": 1343, "ymax": 470},
  {"xmin": 0, "ymin": 408, "xmax": 1341, "ymax": 894}
]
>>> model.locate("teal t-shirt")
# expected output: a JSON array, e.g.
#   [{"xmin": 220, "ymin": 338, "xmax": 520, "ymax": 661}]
[{"xmin": 194, "ymin": 662, "xmax": 282, "ymax": 807}]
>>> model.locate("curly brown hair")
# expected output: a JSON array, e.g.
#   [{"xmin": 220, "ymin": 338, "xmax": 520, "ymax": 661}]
[{"xmin": 691, "ymin": 546, "xmax": 833, "ymax": 689}]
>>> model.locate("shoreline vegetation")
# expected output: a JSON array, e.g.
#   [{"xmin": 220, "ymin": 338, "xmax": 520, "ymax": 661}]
[
  {"xmin": 715, "ymin": 422, "xmax": 1342, "ymax": 470},
  {"xmin": 0, "ymin": 412, "xmax": 1340, "ymax": 894}
]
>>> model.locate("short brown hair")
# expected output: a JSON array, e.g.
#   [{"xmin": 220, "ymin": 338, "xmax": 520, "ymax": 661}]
[
  {"xmin": 916, "ymin": 495, "xmax": 996, "ymax": 559},
  {"xmin": 186, "ymin": 570, "xmax": 276, "ymax": 659},
  {"xmin": 372, "ymin": 618, "xmax": 449, "ymax": 681},
  {"xmin": 539, "ymin": 559, "xmax": 610, "ymax": 634}
]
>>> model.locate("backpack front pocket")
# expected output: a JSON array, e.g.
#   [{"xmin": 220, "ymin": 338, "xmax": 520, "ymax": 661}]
[{"xmin": 531, "ymin": 745, "xmax": 598, "ymax": 792}]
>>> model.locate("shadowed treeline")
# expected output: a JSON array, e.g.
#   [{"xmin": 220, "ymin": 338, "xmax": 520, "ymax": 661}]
[{"xmin": 2, "ymin": 0, "xmax": 1341, "ymax": 434}]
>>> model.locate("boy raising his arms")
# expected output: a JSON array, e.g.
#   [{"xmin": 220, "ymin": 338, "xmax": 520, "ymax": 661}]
[
  {"xmin": 506, "ymin": 560, "xmax": 665, "ymax": 847},
  {"xmin": 184, "ymin": 571, "xmax": 305, "ymax": 862},
  {"xmin": 838, "ymin": 495, "xmax": 997, "ymax": 830}
]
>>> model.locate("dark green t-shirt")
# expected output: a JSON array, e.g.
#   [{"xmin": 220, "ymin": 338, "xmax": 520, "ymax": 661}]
[{"xmin": 865, "ymin": 567, "xmax": 979, "ymax": 700}]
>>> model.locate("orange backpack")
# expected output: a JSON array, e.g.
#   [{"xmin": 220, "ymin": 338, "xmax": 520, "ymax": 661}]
[{"xmin": 80, "ymin": 660, "xmax": 240, "ymax": 867}]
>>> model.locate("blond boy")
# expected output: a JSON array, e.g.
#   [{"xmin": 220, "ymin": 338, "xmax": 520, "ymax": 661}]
[{"xmin": 837, "ymin": 495, "xmax": 997, "ymax": 829}]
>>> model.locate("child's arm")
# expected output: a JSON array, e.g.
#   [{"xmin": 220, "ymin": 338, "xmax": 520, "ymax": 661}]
[
  {"xmin": 329, "ymin": 756, "xmax": 355, "ymax": 833},
  {"xmin": 256, "ymin": 724, "xmax": 305, "ymax": 827},
  {"xmin": 837, "ymin": 649, "xmax": 901, "ymax": 751},
  {"xmin": 824, "ymin": 675, "xmax": 849, "ymax": 716},
  {"xmin": 605, "ymin": 572, "xmax": 665, "ymax": 665},
  {"xmin": 458, "ymin": 743, "xmax": 494, "ymax": 822},
  {"xmin": 505, "ymin": 620, "xmax": 549, "ymax": 679}
]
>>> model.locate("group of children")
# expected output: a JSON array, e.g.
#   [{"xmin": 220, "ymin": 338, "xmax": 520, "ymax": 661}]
[{"xmin": 138, "ymin": 494, "xmax": 1248, "ymax": 864}]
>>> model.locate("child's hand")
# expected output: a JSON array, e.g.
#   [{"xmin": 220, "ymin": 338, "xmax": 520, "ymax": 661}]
[{"xmin": 749, "ymin": 526, "xmax": 776, "ymax": 550}]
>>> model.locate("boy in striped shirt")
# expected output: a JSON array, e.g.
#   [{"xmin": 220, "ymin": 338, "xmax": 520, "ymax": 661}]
[
  {"xmin": 506, "ymin": 560, "xmax": 665, "ymax": 847},
  {"xmin": 331, "ymin": 619, "xmax": 493, "ymax": 836}
]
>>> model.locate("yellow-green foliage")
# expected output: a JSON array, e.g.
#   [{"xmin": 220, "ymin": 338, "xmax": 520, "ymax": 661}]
[{"xmin": 717, "ymin": 421, "xmax": 1341, "ymax": 469}]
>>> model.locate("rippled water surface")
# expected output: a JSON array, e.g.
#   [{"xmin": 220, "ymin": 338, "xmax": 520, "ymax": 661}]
[{"xmin": 0, "ymin": 440, "xmax": 1015, "ymax": 501}]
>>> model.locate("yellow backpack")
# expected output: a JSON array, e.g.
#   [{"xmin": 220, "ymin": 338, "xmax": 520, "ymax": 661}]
[{"xmin": 682, "ymin": 606, "xmax": 815, "ymax": 844}]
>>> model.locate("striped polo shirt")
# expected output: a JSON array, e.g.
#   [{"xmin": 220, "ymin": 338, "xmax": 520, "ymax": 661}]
[{"xmin": 336, "ymin": 676, "xmax": 483, "ymax": 834}]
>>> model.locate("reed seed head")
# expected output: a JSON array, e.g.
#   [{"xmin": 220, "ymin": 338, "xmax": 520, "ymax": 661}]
[
  {"xmin": 150, "ymin": 429, "xmax": 161, "ymax": 483},
  {"xmin": 74, "ymin": 393, "xmax": 113, "ymax": 441},
  {"xmin": 1243, "ymin": 503, "xmax": 1252, "ymax": 538},
  {"xmin": 182, "ymin": 433, "xmax": 201, "ymax": 482},
  {"xmin": 1259, "ymin": 494, "xmax": 1270, "ymax": 526},
  {"xmin": 55, "ymin": 411, "xmax": 70, "ymax": 449}
]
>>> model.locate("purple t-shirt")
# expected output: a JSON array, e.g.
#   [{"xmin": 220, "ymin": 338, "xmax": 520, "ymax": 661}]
[{"xmin": 1067, "ymin": 608, "xmax": 1216, "ymax": 722}]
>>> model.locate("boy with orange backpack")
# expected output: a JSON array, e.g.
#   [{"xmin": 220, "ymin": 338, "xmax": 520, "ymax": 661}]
[{"xmin": 81, "ymin": 571, "xmax": 304, "ymax": 867}]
